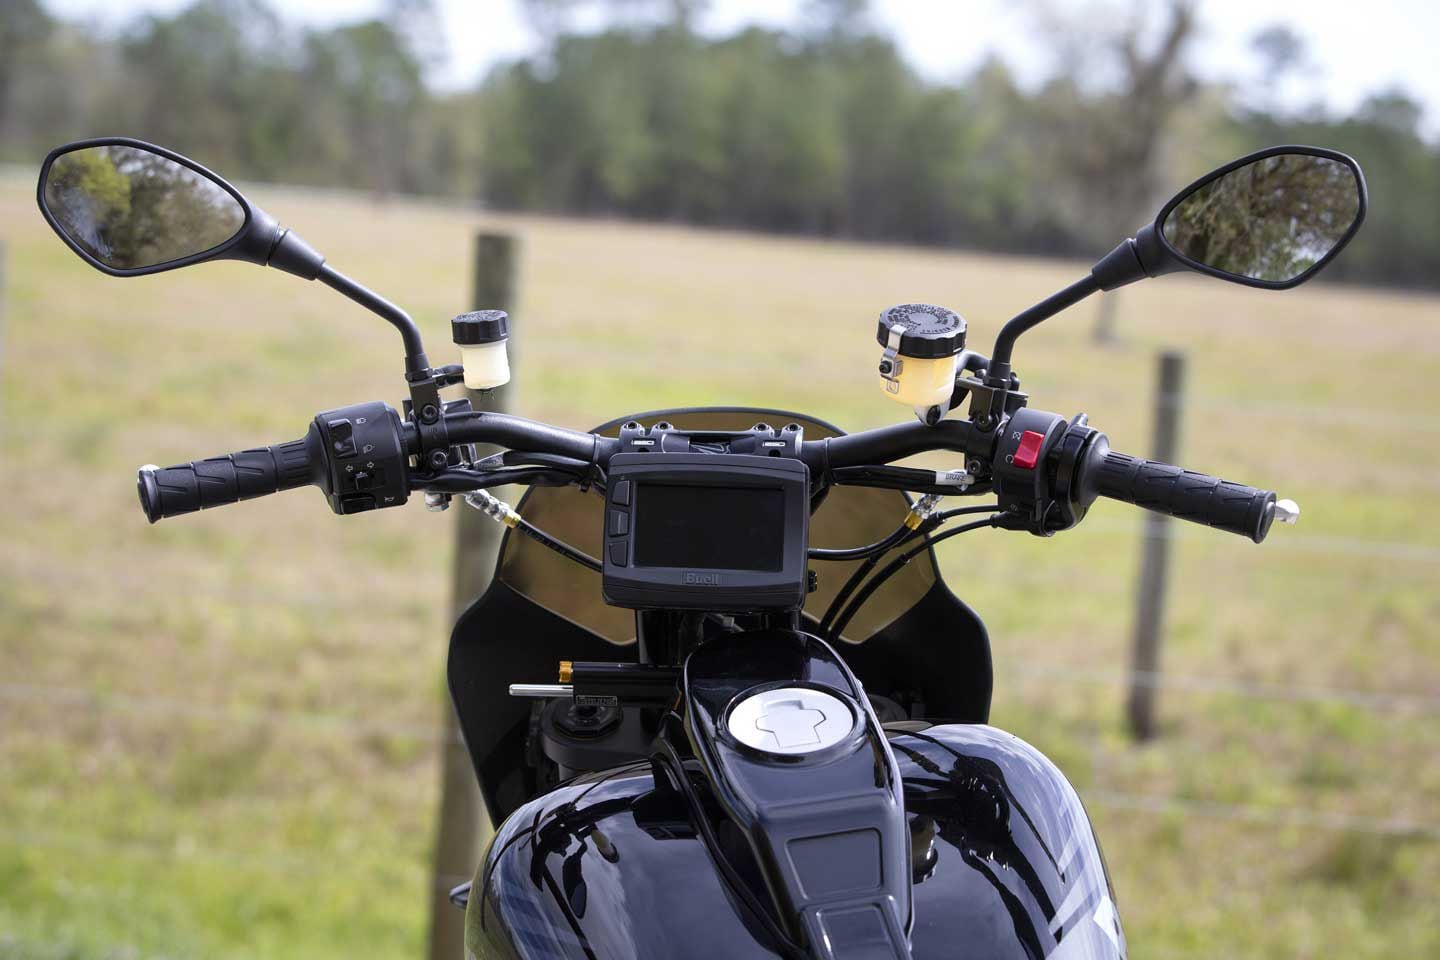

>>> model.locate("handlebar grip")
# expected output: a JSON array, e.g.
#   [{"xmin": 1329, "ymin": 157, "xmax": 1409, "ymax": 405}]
[
  {"xmin": 1092, "ymin": 450, "xmax": 1277, "ymax": 543},
  {"xmin": 137, "ymin": 437, "xmax": 315, "ymax": 523}
]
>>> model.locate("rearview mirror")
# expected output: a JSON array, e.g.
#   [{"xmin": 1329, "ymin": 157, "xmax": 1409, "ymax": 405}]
[
  {"xmin": 36, "ymin": 137, "xmax": 434, "ymax": 373},
  {"xmin": 1155, "ymin": 147, "xmax": 1366, "ymax": 288},
  {"xmin": 38, "ymin": 139, "xmax": 257, "ymax": 275},
  {"xmin": 36, "ymin": 137, "xmax": 330, "ymax": 281},
  {"xmin": 985, "ymin": 145, "xmax": 1368, "ymax": 412}
]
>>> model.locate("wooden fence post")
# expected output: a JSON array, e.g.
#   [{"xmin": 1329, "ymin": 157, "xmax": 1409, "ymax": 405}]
[
  {"xmin": 426, "ymin": 232, "xmax": 519, "ymax": 960},
  {"xmin": 1126, "ymin": 350, "xmax": 1185, "ymax": 741},
  {"xmin": 1093, "ymin": 291, "xmax": 1120, "ymax": 345},
  {"xmin": 0, "ymin": 240, "xmax": 7, "ymax": 357}
]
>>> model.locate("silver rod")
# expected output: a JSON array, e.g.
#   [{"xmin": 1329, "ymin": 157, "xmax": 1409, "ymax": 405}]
[{"xmin": 508, "ymin": 683, "xmax": 573, "ymax": 699}]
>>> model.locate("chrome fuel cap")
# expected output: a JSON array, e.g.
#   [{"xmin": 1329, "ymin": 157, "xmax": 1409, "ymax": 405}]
[{"xmin": 726, "ymin": 687, "xmax": 855, "ymax": 756}]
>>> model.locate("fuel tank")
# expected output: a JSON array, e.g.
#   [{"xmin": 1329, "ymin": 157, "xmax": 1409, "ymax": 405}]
[{"xmin": 467, "ymin": 724, "xmax": 1125, "ymax": 959}]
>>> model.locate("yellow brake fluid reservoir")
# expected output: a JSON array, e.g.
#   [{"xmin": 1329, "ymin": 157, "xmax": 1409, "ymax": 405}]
[
  {"xmin": 876, "ymin": 303, "xmax": 965, "ymax": 416},
  {"xmin": 452, "ymin": 310, "xmax": 511, "ymax": 390}
]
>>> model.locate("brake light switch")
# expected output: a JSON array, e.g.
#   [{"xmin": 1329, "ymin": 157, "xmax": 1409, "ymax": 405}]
[{"xmin": 1013, "ymin": 430, "xmax": 1045, "ymax": 470}]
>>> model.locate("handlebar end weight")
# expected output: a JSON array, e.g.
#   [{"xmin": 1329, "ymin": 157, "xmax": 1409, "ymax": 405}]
[{"xmin": 137, "ymin": 465, "xmax": 166, "ymax": 524}]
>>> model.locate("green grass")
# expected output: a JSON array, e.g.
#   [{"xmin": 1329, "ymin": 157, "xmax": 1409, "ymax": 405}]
[{"xmin": 2, "ymin": 169, "xmax": 1438, "ymax": 958}]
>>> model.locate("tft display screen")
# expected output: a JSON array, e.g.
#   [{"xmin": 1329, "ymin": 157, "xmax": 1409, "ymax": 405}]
[{"xmin": 633, "ymin": 484, "xmax": 786, "ymax": 572}]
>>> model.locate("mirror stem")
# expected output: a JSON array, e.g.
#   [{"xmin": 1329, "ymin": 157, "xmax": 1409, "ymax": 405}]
[
  {"xmin": 986, "ymin": 273, "xmax": 1100, "ymax": 390},
  {"xmin": 316, "ymin": 264, "xmax": 430, "ymax": 378}
]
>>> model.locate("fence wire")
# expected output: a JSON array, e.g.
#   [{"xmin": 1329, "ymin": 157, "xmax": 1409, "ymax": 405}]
[
  {"xmin": 3, "ymin": 783, "xmax": 1434, "ymax": 890},
  {"xmin": 5, "ymin": 671, "xmax": 1440, "ymax": 855},
  {"xmin": 1007, "ymin": 663, "xmax": 1440, "ymax": 714},
  {"xmin": 0, "ymin": 681, "xmax": 456, "ymax": 744}
]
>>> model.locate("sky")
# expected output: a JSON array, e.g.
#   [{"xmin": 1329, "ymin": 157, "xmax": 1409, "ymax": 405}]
[{"xmin": 43, "ymin": 0, "xmax": 1440, "ymax": 136}]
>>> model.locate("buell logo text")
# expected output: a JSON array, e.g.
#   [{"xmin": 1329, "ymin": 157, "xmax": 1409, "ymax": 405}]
[{"xmin": 684, "ymin": 572, "xmax": 721, "ymax": 585}]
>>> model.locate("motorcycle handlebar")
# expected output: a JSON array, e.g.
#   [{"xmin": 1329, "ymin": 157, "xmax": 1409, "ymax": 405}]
[
  {"xmin": 802, "ymin": 419, "xmax": 985, "ymax": 475},
  {"xmin": 443, "ymin": 411, "xmax": 611, "ymax": 464},
  {"xmin": 130, "ymin": 406, "xmax": 1283, "ymax": 546},
  {"xmin": 137, "ymin": 437, "xmax": 316, "ymax": 523}
]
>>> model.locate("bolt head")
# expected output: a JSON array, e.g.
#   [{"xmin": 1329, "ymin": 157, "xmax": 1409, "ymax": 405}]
[{"xmin": 428, "ymin": 449, "xmax": 449, "ymax": 469}]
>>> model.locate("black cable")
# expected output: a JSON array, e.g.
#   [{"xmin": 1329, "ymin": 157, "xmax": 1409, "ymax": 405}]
[
  {"xmin": 827, "ymin": 516, "xmax": 1001, "ymax": 641},
  {"xmin": 424, "ymin": 467, "xmax": 584, "ymax": 491},
  {"xmin": 815, "ymin": 504, "xmax": 998, "ymax": 634},
  {"xmin": 809, "ymin": 502, "xmax": 999, "ymax": 563},
  {"xmin": 932, "ymin": 503, "xmax": 1003, "ymax": 523},
  {"xmin": 514, "ymin": 517, "xmax": 603, "ymax": 573},
  {"xmin": 808, "ymin": 522, "xmax": 911, "ymax": 561},
  {"xmin": 817, "ymin": 550, "xmax": 894, "ymax": 635},
  {"xmin": 475, "ymin": 450, "xmax": 605, "ymax": 481}
]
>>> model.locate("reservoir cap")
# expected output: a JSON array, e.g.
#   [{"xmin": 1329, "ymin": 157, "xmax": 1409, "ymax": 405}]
[
  {"xmin": 453, "ymin": 309, "xmax": 510, "ymax": 345},
  {"xmin": 875, "ymin": 303, "xmax": 965, "ymax": 358}
]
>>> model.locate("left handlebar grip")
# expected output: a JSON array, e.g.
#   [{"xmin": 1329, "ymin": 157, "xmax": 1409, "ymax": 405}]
[{"xmin": 137, "ymin": 436, "xmax": 315, "ymax": 523}]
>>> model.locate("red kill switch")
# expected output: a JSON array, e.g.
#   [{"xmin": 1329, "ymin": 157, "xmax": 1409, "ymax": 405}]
[{"xmin": 1013, "ymin": 430, "xmax": 1045, "ymax": 470}]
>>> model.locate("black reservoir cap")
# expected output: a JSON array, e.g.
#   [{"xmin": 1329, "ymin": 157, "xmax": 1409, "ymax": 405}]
[
  {"xmin": 452, "ymin": 309, "xmax": 510, "ymax": 345},
  {"xmin": 875, "ymin": 303, "xmax": 965, "ymax": 358}
]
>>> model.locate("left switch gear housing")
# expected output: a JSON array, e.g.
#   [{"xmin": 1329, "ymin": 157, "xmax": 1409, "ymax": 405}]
[{"xmin": 312, "ymin": 401, "xmax": 411, "ymax": 515}]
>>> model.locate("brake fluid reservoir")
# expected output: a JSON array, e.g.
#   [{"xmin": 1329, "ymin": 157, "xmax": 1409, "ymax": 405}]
[
  {"xmin": 875, "ymin": 303, "xmax": 965, "ymax": 410},
  {"xmin": 452, "ymin": 310, "xmax": 511, "ymax": 390}
]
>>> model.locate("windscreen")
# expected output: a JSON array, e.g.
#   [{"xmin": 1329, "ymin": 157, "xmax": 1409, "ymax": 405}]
[
  {"xmin": 634, "ymin": 484, "xmax": 786, "ymax": 571},
  {"xmin": 490, "ymin": 408, "xmax": 941, "ymax": 645}
]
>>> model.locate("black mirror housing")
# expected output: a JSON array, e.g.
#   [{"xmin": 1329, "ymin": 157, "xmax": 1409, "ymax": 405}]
[
  {"xmin": 1091, "ymin": 144, "xmax": 1367, "ymax": 292},
  {"xmin": 35, "ymin": 136, "xmax": 430, "ymax": 375},
  {"xmin": 36, "ymin": 137, "xmax": 325, "ymax": 280}
]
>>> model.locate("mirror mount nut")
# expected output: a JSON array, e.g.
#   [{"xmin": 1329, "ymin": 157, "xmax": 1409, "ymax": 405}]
[
  {"xmin": 1089, "ymin": 237, "xmax": 1145, "ymax": 292},
  {"xmin": 225, "ymin": 204, "xmax": 325, "ymax": 280},
  {"xmin": 267, "ymin": 228, "xmax": 326, "ymax": 281},
  {"xmin": 1132, "ymin": 222, "xmax": 1186, "ymax": 281},
  {"xmin": 1088, "ymin": 224, "xmax": 1182, "ymax": 293}
]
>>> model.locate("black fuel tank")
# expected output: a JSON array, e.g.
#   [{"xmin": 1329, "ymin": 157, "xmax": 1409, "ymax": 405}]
[{"xmin": 467, "ymin": 724, "xmax": 1126, "ymax": 959}]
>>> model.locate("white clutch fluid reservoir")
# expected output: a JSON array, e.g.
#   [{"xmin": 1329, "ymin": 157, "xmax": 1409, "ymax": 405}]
[
  {"xmin": 452, "ymin": 309, "xmax": 511, "ymax": 390},
  {"xmin": 875, "ymin": 303, "xmax": 966, "ymax": 414}
]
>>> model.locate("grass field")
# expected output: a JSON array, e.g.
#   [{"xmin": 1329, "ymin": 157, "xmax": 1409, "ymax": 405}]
[{"xmin": 2, "ymin": 168, "xmax": 1438, "ymax": 959}]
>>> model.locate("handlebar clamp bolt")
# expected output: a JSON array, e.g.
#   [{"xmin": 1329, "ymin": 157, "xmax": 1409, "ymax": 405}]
[
  {"xmin": 428, "ymin": 449, "xmax": 449, "ymax": 470},
  {"xmin": 420, "ymin": 404, "xmax": 439, "ymax": 424}
]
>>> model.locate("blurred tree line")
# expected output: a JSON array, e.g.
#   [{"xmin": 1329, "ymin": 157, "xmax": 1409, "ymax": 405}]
[{"xmin": 2, "ymin": 0, "xmax": 1435, "ymax": 287}]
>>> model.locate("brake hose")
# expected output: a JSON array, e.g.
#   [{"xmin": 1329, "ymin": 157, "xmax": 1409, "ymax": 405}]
[
  {"xmin": 808, "ymin": 522, "xmax": 913, "ymax": 562},
  {"xmin": 808, "ymin": 500, "xmax": 998, "ymax": 562},
  {"xmin": 463, "ymin": 489, "xmax": 603, "ymax": 573},
  {"xmin": 826, "ymin": 515, "xmax": 1001, "ymax": 641},
  {"xmin": 816, "ymin": 504, "xmax": 998, "ymax": 634}
]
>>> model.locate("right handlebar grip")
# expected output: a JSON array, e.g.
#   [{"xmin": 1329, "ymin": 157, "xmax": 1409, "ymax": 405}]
[
  {"xmin": 1092, "ymin": 450, "xmax": 1277, "ymax": 543},
  {"xmin": 137, "ymin": 436, "xmax": 315, "ymax": 523}
]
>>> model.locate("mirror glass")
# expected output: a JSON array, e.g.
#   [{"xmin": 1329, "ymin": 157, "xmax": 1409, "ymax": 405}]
[
  {"xmin": 1161, "ymin": 153, "xmax": 1360, "ymax": 284},
  {"xmin": 42, "ymin": 144, "xmax": 245, "ymax": 271}
]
